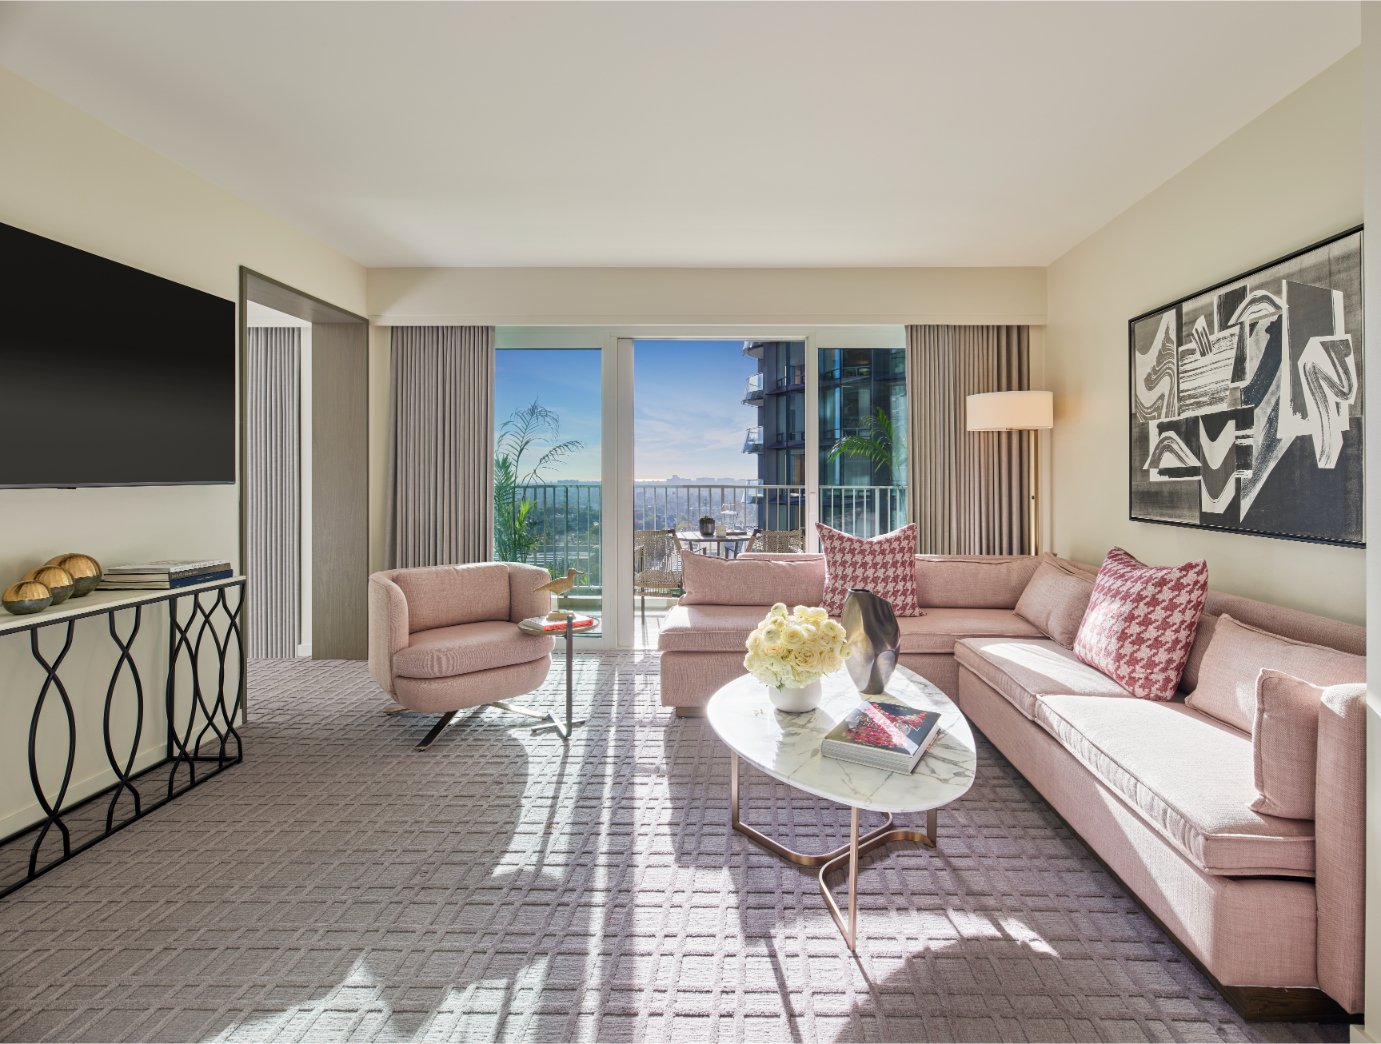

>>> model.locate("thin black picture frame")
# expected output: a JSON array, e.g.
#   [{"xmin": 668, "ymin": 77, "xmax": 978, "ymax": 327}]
[{"xmin": 1126, "ymin": 224, "xmax": 1366, "ymax": 549}]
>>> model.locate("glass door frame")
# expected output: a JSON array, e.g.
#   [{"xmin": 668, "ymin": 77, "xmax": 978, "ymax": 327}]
[{"xmin": 497, "ymin": 325, "xmax": 904, "ymax": 651}]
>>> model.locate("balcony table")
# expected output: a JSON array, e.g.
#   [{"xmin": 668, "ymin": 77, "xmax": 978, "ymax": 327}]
[{"xmin": 674, "ymin": 531, "xmax": 754, "ymax": 559}]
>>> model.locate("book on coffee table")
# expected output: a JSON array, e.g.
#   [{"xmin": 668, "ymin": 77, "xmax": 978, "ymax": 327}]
[{"xmin": 820, "ymin": 699, "xmax": 942, "ymax": 774}]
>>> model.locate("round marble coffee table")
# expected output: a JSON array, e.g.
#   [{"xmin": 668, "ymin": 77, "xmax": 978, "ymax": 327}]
[{"xmin": 706, "ymin": 664, "xmax": 976, "ymax": 950}]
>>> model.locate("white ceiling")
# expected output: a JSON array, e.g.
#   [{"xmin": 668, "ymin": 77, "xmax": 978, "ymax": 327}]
[{"xmin": 0, "ymin": 1, "xmax": 1360, "ymax": 268}]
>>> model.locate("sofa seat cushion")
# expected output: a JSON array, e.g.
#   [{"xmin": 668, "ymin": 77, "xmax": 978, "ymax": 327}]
[
  {"xmin": 956, "ymin": 637, "xmax": 1131, "ymax": 720},
  {"xmin": 896, "ymin": 609, "xmax": 1043, "ymax": 654},
  {"xmin": 394, "ymin": 621, "xmax": 553, "ymax": 679},
  {"xmin": 1035, "ymin": 694, "xmax": 1315, "ymax": 877},
  {"xmin": 659, "ymin": 605, "xmax": 773, "ymax": 653}
]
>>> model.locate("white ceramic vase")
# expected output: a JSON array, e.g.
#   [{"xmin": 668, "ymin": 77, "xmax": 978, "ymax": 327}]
[{"xmin": 768, "ymin": 678, "xmax": 823, "ymax": 713}]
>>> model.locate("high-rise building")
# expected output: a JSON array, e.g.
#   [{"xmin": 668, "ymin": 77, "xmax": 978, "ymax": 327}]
[{"xmin": 742, "ymin": 341, "xmax": 906, "ymax": 533}]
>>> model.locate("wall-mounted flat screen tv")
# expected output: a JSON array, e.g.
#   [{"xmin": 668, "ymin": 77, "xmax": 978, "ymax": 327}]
[{"xmin": 0, "ymin": 221, "xmax": 235, "ymax": 488}]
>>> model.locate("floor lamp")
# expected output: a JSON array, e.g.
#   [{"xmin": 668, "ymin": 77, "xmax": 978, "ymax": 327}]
[{"xmin": 966, "ymin": 390, "xmax": 1054, "ymax": 555}]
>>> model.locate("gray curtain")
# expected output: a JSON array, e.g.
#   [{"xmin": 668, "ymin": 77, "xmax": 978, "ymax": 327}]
[
  {"xmin": 906, "ymin": 325, "xmax": 1030, "ymax": 555},
  {"xmin": 246, "ymin": 327, "xmax": 301, "ymax": 659},
  {"xmin": 387, "ymin": 326, "xmax": 496, "ymax": 568}
]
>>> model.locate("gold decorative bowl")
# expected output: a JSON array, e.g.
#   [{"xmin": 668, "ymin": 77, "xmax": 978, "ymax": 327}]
[
  {"xmin": 47, "ymin": 553, "xmax": 102, "ymax": 596},
  {"xmin": 3, "ymin": 580, "xmax": 52, "ymax": 616},
  {"xmin": 23, "ymin": 566, "xmax": 74, "ymax": 605}
]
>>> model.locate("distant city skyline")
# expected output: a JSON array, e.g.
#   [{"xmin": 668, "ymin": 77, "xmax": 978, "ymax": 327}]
[{"xmin": 494, "ymin": 340, "xmax": 758, "ymax": 481}]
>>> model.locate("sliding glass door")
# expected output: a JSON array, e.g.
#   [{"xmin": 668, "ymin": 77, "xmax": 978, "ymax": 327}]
[{"xmin": 492, "ymin": 331, "xmax": 906, "ymax": 649}]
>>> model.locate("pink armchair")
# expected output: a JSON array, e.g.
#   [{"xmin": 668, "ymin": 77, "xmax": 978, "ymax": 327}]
[{"xmin": 368, "ymin": 561, "xmax": 555, "ymax": 749}]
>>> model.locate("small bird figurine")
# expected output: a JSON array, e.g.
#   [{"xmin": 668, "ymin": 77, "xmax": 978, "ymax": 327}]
[{"xmin": 534, "ymin": 568, "xmax": 582, "ymax": 620}]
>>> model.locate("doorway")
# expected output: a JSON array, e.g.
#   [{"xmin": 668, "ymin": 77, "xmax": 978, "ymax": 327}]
[{"xmin": 239, "ymin": 269, "xmax": 370, "ymax": 660}]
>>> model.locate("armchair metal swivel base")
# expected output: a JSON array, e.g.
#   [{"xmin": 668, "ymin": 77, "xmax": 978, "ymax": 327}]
[
  {"xmin": 368, "ymin": 562, "xmax": 556, "ymax": 751},
  {"xmin": 387, "ymin": 694, "xmax": 551, "ymax": 751}
]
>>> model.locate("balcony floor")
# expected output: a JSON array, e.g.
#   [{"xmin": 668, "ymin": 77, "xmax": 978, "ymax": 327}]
[{"xmin": 633, "ymin": 601, "xmax": 674, "ymax": 651}]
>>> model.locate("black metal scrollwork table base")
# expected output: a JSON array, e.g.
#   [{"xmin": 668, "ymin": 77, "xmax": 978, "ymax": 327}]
[{"xmin": 0, "ymin": 577, "xmax": 246, "ymax": 899}]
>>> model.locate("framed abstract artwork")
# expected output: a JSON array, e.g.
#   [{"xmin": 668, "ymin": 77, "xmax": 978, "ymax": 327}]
[{"xmin": 1128, "ymin": 226, "xmax": 1365, "ymax": 547}]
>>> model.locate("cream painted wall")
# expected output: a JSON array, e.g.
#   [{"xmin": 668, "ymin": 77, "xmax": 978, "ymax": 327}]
[
  {"xmin": 1359, "ymin": 7, "xmax": 1379, "ymax": 1039},
  {"xmin": 0, "ymin": 69, "xmax": 366, "ymax": 835},
  {"xmin": 1046, "ymin": 52, "xmax": 1364, "ymax": 623},
  {"xmin": 0, "ymin": 68, "xmax": 367, "ymax": 581},
  {"xmin": 368, "ymin": 265, "xmax": 1047, "ymax": 328}
]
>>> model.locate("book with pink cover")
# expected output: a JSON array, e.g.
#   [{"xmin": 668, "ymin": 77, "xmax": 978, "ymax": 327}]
[{"xmin": 820, "ymin": 699, "xmax": 941, "ymax": 773}]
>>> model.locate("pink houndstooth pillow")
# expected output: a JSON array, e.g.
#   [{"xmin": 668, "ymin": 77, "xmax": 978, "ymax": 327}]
[
  {"xmin": 815, "ymin": 523, "xmax": 921, "ymax": 617},
  {"xmin": 1073, "ymin": 547, "xmax": 1208, "ymax": 701}
]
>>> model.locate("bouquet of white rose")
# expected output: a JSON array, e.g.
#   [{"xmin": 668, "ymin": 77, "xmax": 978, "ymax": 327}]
[{"xmin": 743, "ymin": 603, "xmax": 851, "ymax": 691}]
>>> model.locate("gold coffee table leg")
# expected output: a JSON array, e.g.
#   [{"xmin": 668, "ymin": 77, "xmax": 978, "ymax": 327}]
[
  {"xmin": 730, "ymin": 753, "xmax": 938, "ymax": 950},
  {"xmin": 730, "ymin": 752, "xmax": 897, "ymax": 866},
  {"xmin": 818, "ymin": 806, "xmax": 937, "ymax": 951}
]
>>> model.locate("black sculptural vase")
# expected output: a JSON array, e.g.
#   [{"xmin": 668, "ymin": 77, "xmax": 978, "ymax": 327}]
[{"xmin": 841, "ymin": 588, "xmax": 900, "ymax": 695}]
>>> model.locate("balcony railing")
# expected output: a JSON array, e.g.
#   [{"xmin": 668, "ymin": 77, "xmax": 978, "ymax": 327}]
[
  {"xmin": 743, "ymin": 425, "xmax": 764, "ymax": 452},
  {"xmin": 773, "ymin": 364, "xmax": 805, "ymax": 391},
  {"xmin": 743, "ymin": 372, "xmax": 764, "ymax": 403},
  {"xmin": 497, "ymin": 482, "xmax": 908, "ymax": 596}
]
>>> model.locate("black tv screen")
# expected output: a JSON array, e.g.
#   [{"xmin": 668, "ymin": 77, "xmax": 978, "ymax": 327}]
[{"xmin": 0, "ymin": 221, "xmax": 235, "ymax": 488}]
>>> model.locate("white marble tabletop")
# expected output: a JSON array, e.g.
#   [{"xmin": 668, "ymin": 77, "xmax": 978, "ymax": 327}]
[{"xmin": 706, "ymin": 665, "xmax": 977, "ymax": 814}]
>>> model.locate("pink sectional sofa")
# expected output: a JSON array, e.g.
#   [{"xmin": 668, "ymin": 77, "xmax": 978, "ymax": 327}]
[{"xmin": 658, "ymin": 551, "xmax": 1366, "ymax": 1020}]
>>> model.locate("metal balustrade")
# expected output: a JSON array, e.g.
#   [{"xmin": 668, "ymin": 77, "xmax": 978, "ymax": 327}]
[{"xmin": 498, "ymin": 483, "xmax": 907, "ymax": 596}]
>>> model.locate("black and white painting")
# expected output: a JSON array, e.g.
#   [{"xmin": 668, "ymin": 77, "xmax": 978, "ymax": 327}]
[{"xmin": 1128, "ymin": 227, "xmax": 1364, "ymax": 547}]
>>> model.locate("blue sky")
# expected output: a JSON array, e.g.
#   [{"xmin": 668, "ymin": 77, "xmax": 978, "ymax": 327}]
[{"xmin": 495, "ymin": 341, "xmax": 758, "ymax": 481}]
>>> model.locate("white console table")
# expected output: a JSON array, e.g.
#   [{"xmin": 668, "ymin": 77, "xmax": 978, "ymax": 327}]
[{"xmin": 0, "ymin": 576, "xmax": 246, "ymax": 898}]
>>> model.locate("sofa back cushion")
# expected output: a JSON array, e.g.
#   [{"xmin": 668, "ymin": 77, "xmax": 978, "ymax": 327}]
[
  {"xmin": 815, "ymin": 523, "xmax": 921, "ymax": 616},
  {"xmin": 1014, "ymin": 557, "xmax": 1095, "ymax": 648},
  {"xmin": 1183, "ymin": 593, "xmax": 1366, "ymax": 692},
  {"xmin": 914, "ymin": 555, "xmax": 1041, "ymax": 609},
  {"xmin": 1185, "ymin": 615, "xmax": 1366, "ymax": 734},
  {"xmin": 1073, "ymin": 547, "xmax": 1208, "ymax": 701},
  {"xmin": 391, "ymin": 562, "xmax": 512, "ymax": 633},
  {"xmin": 1250, "ymin": 670, "xmax": 1366, "ymax": 820},
  {"xmin": 679, "ymin": 553, "xmax": 825, "ymax": 607}
]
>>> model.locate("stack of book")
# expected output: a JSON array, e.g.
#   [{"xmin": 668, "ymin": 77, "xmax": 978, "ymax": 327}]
[
  {"xmin": 98, "ymin": 559, "xmax": 234, "ymax": 591},
  {"xmin": 522, "ymin": 613, "xmax": 598, "ymax": 633},
  {"xmin": 820, "ymin": 698, "xmax": 943, "ymax": 773}
]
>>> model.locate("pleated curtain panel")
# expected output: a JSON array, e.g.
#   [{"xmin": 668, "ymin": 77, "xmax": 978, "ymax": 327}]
[
  {"xmin": 245, "ymin": 327, "xmax": 301, "ymax": 659},
  {"xmin": 386, "ymin": 325, "xmax": 496, "ymax": 569},
  {"xmin": 905, "ymin": 325, "xmax": 1032, "ymax": 555}
]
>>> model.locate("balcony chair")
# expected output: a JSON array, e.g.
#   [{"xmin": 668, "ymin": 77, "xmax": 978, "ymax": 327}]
[
  {"xmin": 368, "ymin": 561, "xmax": 554, "ymax": 750},
  {"xmin": 633, "ymin": 528, "xmax": 683, "ymax": 620},
  {"xmin": 753, "ymin": 529, "xmax": 805, "ymax": 554}
]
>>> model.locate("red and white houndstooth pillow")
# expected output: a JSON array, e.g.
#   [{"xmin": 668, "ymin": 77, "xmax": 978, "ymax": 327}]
[
  {"xmin": 1073, "ymin": 547, "xmax": 1208, "ymax": 700},
  {"xmin": 815, "ymin": 523, "xmax": 921, "ymax": 617}
]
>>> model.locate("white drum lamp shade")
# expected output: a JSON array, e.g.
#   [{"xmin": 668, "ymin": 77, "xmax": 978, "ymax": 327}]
[
  {"xmin": 964, "ymin": 390, "xmax": 1054, "ymax": 556},
  {"xmin": 965, "ymin": 390, "xmax": 1054, "ymax": 431}
]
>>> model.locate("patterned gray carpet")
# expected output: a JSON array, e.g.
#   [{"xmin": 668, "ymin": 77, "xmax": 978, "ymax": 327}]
[{"xmin": 0, "ymin": 652, "xmax": 1347, "ymax": 1043}]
